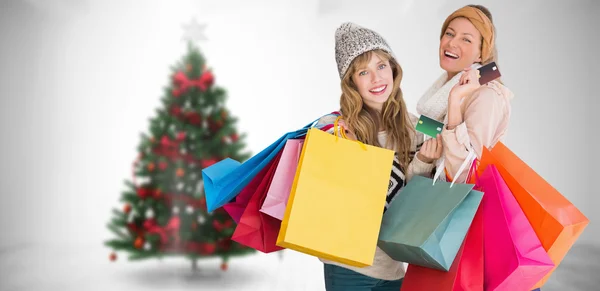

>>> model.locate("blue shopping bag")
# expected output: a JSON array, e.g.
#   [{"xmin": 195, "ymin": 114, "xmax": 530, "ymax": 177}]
[{"xmin": 201, "ymin": 112, "xmax": 339, "ymax": 212}]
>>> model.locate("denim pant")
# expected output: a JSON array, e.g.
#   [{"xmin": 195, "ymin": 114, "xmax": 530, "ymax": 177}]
[{"xmin": 323, "ymin": 264, "xmax": 403, "ymax": 291}]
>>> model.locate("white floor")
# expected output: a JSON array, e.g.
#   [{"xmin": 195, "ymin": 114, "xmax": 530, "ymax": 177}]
[
  {"xmin": 1, "ymin": 242, "xmax": 599, "ymax": 291},
  {"xmin": 0, "ymin": 243, "xmax": 325, "ymax": 291}
]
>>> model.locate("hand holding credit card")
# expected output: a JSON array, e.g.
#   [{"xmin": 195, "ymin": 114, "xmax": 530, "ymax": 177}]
[{"xmin": 415, "ymin": 114, "xmax": 444, "ymax": 138}]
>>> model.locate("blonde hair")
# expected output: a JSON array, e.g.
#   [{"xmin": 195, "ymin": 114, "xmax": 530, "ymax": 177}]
[{"xmin": 340, "ymin": 49, "xmax": 414, "ymax": 170}]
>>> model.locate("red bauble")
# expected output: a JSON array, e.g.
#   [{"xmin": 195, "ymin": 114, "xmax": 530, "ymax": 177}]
[
  {"xmin": 159, "ymin": 161, "xmax": 168, "ymax": 171},
  {"xmin": 220, "ymin": 262, "xmax": 228, "ymax": 271},
  {"xmin": 186, "ymin": 112, "xmax": 202, "ymax": 126},
  {"xmin": 202, "ymin": 242, "xmax": 216, "ymax": 254},
  {"xmin": 212, "ymin": 220, "xmax": 223, "ymax": 232},
  {"xmin": 109, "ymin": 252, "xmax": 117, "ymax": 261},
  {"xmin": 123, "ymin": 204, "xmax": 131, "ymax": 214},
  {"xmin": 231, "ymin": 134, "xmax": 239, "ymax": 142},
  {"xmin": 176, "ymin": 132, "xmax": 186, "ymax": 141},
  {"xmin": 170, "ymin": 106, "xmax": 182, "ymax": 117},
  {"xmin": 134, "ymin": 237, "xmax": 144, "ymax": 249}
]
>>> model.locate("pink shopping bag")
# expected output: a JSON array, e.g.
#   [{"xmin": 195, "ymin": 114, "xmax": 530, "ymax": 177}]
[
  {"xmin": 259, "ymin": 139, "xmax": 304, "ymax": 220},
  {"xmin": 479, "ymin": 165, "xmax": 554, "ymax": 291}
]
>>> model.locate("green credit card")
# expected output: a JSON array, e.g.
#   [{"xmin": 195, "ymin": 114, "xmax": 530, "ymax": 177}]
[{"xmin": 415, "ymin": 114, "xmax": 444, "ymax": 137}]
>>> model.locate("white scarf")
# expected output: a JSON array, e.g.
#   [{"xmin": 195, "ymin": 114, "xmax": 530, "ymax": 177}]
[
  {"xmin": 416, "ymin": 63, "xmax": 482, "ymax": 182},
  {"xmin": 416, "ymin": 63, "xmax": 482, "ymax": 123}
]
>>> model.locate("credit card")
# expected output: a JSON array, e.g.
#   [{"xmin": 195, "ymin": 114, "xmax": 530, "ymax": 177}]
[
  {"xmin": 415, "ymin": 114, "xmax": 444, "ymax": 138},
  {"xmin": 478, "ymin": 61, "xmax": 501, "ymax": 85}
]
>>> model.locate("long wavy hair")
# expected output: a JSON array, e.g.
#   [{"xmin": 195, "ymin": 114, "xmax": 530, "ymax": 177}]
[{"xmin": 340, "ymin": 49, "xmax": 414, "ymax": 170}]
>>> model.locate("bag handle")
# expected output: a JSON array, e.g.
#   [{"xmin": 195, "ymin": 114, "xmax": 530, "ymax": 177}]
[
  {"xmin": 433, "ymin": 147, "xmax": 476, "ymax": 188},
  {"xmin": 333, "ymin": 116, "xmax": 367, "ymax": 151}
]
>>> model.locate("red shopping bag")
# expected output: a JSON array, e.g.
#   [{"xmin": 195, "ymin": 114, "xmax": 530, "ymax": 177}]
[
  {"xmin": 223, "ymin": 153, "xmax": 278, "ymax": 223},
  {"xmin": 231, "ymin": 150, "xmax": 284, "ymax": 253},
  {"xmin": 401, "ymin": 203, "xmax": 483, "ymax": 291}
]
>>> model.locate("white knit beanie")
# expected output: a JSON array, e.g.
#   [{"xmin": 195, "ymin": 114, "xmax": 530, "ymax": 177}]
[{"xmin": 335, "ymin": 22, "xmax": 395, "ymax": 79}]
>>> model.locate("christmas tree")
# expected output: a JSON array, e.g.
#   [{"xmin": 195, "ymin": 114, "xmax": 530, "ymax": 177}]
[{"xmin": 105, "ymin": 40, "xmax": 256, "ymax": 270}]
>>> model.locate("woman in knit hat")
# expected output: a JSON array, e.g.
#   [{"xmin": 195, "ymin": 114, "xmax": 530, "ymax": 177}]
[
  {"xmin": 417, "ymin": 4, "xmax": 515, "ymax": 186},
  {"xmin": 316, "ymin": 22, "xmax": 442, "ymax": 291}
]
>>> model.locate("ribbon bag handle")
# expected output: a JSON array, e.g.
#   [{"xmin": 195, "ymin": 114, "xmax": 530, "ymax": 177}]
[
  {"xmin": 333, "ymin": 116, "xmax": 367, "ymax": 151},
  {"xmin": 433, "ymin": 146, "xmax": 476, "ymax": 188}
]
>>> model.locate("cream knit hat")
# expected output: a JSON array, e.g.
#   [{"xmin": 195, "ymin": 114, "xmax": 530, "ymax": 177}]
[{"xmin": 334, "ymin": 22, "xmax": 395, "ymax": 79}]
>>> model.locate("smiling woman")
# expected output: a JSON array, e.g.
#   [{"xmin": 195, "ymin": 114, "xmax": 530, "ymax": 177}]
[{"xmin": 315, "ymin": 22, "xmax": 444, "ymax": 291}]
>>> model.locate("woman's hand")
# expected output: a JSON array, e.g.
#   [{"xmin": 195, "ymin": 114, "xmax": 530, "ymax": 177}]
[
  {"xmin": 337, "ymin": 119, "xmax": 358, "ymax": 141},
  {"xmin": 417, "ymin": 135, "xmax": 443, "ymax": 164},
  {"xmin": 449, "ymin": 67, "xmax": 482, "ymax": 104}
]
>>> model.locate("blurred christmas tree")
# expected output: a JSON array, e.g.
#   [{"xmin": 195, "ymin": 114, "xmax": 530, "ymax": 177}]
[{"xmin": 105, "ymin": 29, "xmax": 255, "ymax": 270}]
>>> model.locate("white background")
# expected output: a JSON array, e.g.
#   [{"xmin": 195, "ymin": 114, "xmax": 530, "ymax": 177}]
[{"xmin": 1, "ymin": 0, "xmax": 598, "ymax": 290}]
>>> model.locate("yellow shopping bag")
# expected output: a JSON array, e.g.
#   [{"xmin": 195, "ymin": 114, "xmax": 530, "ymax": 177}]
[{"xmin": 276, "ymin": 117, "xmax": 395, "ymax": 267}]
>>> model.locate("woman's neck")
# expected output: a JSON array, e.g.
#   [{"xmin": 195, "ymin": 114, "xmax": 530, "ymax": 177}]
[{"xmin": 446, "ymin": 71, "xmax": 459, "ymax": 82}]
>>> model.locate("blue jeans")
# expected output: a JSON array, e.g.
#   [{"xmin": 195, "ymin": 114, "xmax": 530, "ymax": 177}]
[{"xmin": 323, "ymin": 263, "xmax": 403, "ymax": 291}]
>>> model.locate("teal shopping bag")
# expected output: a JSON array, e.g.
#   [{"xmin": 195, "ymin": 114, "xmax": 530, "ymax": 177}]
[{"xmin": 378, "ymin": 175, "xmax": 483, "ymax": 271}]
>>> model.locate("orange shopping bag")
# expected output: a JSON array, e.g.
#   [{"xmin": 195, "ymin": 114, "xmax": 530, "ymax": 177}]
[{"xmin": 477, "ymin": 142, "xmax": 589, "ymax": 289}]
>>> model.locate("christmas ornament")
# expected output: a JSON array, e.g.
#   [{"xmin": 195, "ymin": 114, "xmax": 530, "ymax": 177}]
[
  {"xmin": 170, "ymin": 105, "xmax": 182, "ymax": 117},
  {"xmin": 222, "ymin": 136, "xmax": 232, "ymax": 144},
  {"xmin": 173, "ymin": 206, "xmax": 180, "ymax": 214},
  {"xmin": 134, "ymin": 237, "xmax": 144, "ymax": 249},
  {"xmin": 221, "ymin": 262, "xmax": 228, "ymax": 271},
  {"xmin": 176, "ymin": 168, "xmax": 185, "ymax": 177},
  {"xmin": 186, "ymin": 205, "xmax": 194, "ymax": 214},
  {"xmin": 181, "ymin": 17, "xmax": 208, "ymax": 42},
  {"xmin": 172, "ymin": 70, "xmax": 214, "ymax": 96},
  {"xmin": 144, "ymin": 242, "xmax": 152, "ymax": 251},
  {"xmin": 176, "ymin": 132, "xmax": 186, "ymax": 141},
  {"xmin": 147, "ymin": 162, "xmax": 155, "ymax": 171},
  {"xmin": 109, "ymin": 252, "xmax": 117, "ymax": 261},
  {"xmin": 159, "ymin": 161, "xmax": 168, "ymax": 171},
  {"xmin": 145, "ymin": 208, "xmax": 155, "ymax": 219},
  {"xmin": 198, "ymin": 215, "xmax": 206, "ymax": 224},
  {"xmin": 231, "ymin": 133, "xmax": 239, "ymax": 142},
  {"xmin": 123, "ymin": 204, "xmax": 131, "ymax": 214},
  {"xmin": 176, "ymin": 182, "xmax": 184, "ymax": 191}
]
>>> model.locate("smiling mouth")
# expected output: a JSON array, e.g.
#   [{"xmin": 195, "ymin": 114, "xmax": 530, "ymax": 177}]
[
  {"xmin": 369, "ymin": 85, "xmax": 387, "ymax": 95},
  {"xmin": 444, "ymin": 50, "xmax": 459, "ymax": 59}
]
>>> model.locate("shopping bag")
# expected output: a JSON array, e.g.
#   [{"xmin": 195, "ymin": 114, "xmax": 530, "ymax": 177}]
[
  {"xmin": 477, "ymin": 142, "xmax": 589, "ymax": 288},
  {"xmin": 479, "ymin": 164, "xmax": 554, "ymax": 291},
  {"xmin": 223, "ymin": 152, "xmax": 281, "ymax": 223},
  {"xmin": 259, "ymin": 139, "xmax": 304, "ymax": 220},
  {"xmin": 276, "ymin": 121, "xmax": 395, "ymax": 267},
  {"xmin": 202, "ymin": 112, "xmax": 339, "ymax": 212},
  {"xmin": 401, "ymin": 203, "xmax": 484, "ymax": 291},
  {"xmin": 377, "ymin": 174, "xmax": 483, "ymax": 271},
  {"xmin": 231, "ymin": 150, "xmax": 284, "ymax": 253}
]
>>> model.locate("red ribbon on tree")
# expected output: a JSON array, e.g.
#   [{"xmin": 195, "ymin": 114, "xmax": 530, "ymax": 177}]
[
  {"xmin": 144, "ymin": 217, "xmax": 181, "ymax": 245},
  {"xmin": 171, "ymin": 71, "xmax": 215, "ymax": 97}
]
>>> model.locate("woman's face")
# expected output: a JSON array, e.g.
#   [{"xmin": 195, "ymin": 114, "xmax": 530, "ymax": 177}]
[
  {"xmin": 351, "ymin": 52, "xmax": 394, "ymax": 112},
  {"xmin": 439, "ymin": 17, "xmax": 482, "ymax": 74}
]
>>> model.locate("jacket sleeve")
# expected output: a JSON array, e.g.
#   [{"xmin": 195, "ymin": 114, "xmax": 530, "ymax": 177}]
[{"xmin": 440, "ymin": 86, "xmax": 510, "ymax": 182}]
